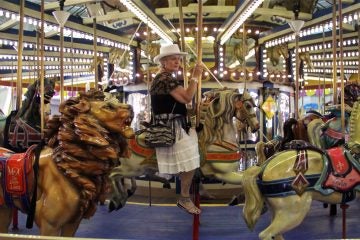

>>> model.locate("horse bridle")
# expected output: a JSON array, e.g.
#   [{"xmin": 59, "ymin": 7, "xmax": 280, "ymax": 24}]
[{"xmin": 237, "ymin": 97, "xmax": 257, "ymax": 124}]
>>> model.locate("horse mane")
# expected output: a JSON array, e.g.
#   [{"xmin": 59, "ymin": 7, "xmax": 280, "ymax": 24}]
[
  {"xmin": 267, "ymin": 43, "xmax": 289, "ymax": 66},
  {"xmin": 198, "ymin": 89, "xmax": 239, "ymax": 151},
  {"xmin": 348, "ymin": 99, "xmax": 360, "ymax": 151},
  {"xmin": 45, "ymin": 90, "xmax": 127, "ymax": 218}
]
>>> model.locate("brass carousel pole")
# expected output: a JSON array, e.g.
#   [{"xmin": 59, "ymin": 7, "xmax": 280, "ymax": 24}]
[
  {"xmin": 93, "ymin": 17, "xmax": 98, "ymax": 88},
  {"xmin": 322, "ymin": 25, "xmax": 326, "ymax": 114},
  {"xmin": 53, "ymin": 1, "xmax": 70, "ymax": 103},
  {"xmin": 358, "ymin": 17, "xmax": 360, "ymax": 85},
  {"xmin": 195, "ymin": 0, "xmax": 203, "ymax": 128},
  {"xmin": 338, "ymin": 0, "xmax": 345, "ymax": 138},
  {"xmin": 332, "ymin": 0, "xmax": 338, "ymax": 104},
  {"xmin": 60, "ymin": 14, "xmax": 65, "ymax": 102},
  {"xmin": 16, "ymin": 0, "xmax": 24, "ymax": 110},
  {"xmin": 338, "ymin": 2, "xmax": 349, "ymax": 237},
  {"xmin": 242, "ymin": 24, "xmax": 247, "ymax": 90},
  {"xmin": 288, "ymin": 5, "xmax": 304, "ymax": 119},
  {"xmin": 178, "ymin": 0, "xmax": 188, "ymax": 88},
  {"xmin": 40, "ymin": 0, "xmax": 45, "ymax": 134},
  {"xmin": 193, "ymin": 3, "xmax": 203, "ymax": 240}
]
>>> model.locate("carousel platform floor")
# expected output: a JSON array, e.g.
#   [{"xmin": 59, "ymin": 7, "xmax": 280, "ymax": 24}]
[{"xmin": 7, "ymin": 185, "xmax": 360, "ymax": 240}]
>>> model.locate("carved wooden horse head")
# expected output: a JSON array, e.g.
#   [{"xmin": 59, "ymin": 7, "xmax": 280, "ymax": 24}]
[{"xmin": 267, "ymin": 44, "xmax": 289, "ymax": 66}]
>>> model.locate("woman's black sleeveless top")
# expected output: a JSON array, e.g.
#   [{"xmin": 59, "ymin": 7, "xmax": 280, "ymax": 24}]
[{"xmin": 149, "ymin": 72, "xmax": 187, "ymax": 116}]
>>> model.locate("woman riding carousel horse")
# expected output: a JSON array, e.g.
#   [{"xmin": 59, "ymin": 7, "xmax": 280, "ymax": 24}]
[{"xmin": 108, "ymin": 86, "xmax": 260, "ymax": 211}]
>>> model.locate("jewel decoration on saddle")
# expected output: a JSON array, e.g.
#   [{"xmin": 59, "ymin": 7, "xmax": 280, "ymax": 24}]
[
  {"xmin": 261, "ymin": 95, "xmax": 277, "ymax": 119},
  {"xmin": 291, "ymin": 150, "xmax": 310, "ymax": 195}
]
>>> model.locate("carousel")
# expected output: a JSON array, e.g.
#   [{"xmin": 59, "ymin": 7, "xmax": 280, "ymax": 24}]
[{"xmin": 0, "ymin": 0, "xmax": 359, "ymax": 239}]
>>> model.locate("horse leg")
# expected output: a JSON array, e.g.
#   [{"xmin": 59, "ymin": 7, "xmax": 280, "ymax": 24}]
[
  {"xmin": 0, "ymin": 207, "xmax": 12, "ymax": 233},
  {"xmin": 259, "ymin": 194, "xmax": 312, "ymax": 240},
  {"xmin": 144, "ymin": 173, "xmax": 171, "ymax": 189},
  {"xmin": 61, "ymin": 221, "xmax": 81, "ymax": 237},
  {"xmin": 108, "ymin": 174, "xmax": 129, "ymax": 212}
]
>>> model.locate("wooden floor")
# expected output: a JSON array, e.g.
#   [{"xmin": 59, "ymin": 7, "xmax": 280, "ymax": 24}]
[{"xmin": 4, "ymin": 181, "xmax": 360, "ymax": 240}]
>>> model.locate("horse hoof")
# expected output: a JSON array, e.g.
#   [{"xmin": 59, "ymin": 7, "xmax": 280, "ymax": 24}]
[
  {"xmin": 127, "ymin": 189, "xmax": 134, "ymax": 197},
  {"xmin": 108, "ymin": 201, "xmax": 116, "ymax": 212},
  {"xmin": 261, "ymin": 204, "xmax": 268, "ymax": 215},
  {"xmin": 163, "ymin": 183, "xmax": 171, "ymax": 189}
]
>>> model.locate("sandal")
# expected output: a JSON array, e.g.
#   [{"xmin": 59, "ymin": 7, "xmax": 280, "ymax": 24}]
[{"xmin": 176, "ymin": 197, "xmax": 201, "ymax": 215}]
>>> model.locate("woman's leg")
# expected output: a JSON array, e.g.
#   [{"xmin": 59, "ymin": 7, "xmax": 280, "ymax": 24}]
[
  {"xmin": 179, "ymin": 169, "xmax": 195, "ymax": 197},
  {"xmin": 177, "ymin": 169, "xmax": 201, "ymax": 214}
]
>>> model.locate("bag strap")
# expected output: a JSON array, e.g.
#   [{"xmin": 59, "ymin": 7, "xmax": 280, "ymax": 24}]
[{"xmin": 151, "ymin": 103, "xmax": 177, "ymax": 124}]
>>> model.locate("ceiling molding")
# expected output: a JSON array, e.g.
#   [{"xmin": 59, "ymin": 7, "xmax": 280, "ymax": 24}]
[
  {"xmin": 156, "ymin": 5, "xmax": 235, "ymax": 19},
  {"xmin": 0, "ymin": 32, "xmax": 111, "ymax": 53},
  {"xmin": 258, "ymin": 3, "xmax": 360, "ymax": 44},
  {"xmin": 0, "ymin": 19, "xmax": 18, "ymax": 31},
  {"xmin": 44, "ymin": 0, "xmax": 97, "ymax": 10},
  {"xmin": 82, "ymin": 11, "xmax": 135, "ymax": 24},
  {"xmin": 254, "ymin": 7, "xmax": 312, "ymax": 20},
  {"xmin": 1, "ymin": 1, "xmax": 135, "ymax": 46}
]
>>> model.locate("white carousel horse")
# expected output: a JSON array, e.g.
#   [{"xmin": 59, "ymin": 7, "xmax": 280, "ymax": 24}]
[
  {"xmin": 109, "ymin": 47, "xmax": 130, "ymax": 69},
  {"xmin": 0, "ymin": 90, "xmax": 134, "ymax": 236},
  {"xmin": 242, "ymin": 98, "xmax": 360, "ymax": 240},
  {"xmin": 108, "ymin": 88, "xmax": 260, "ymax": 210}
]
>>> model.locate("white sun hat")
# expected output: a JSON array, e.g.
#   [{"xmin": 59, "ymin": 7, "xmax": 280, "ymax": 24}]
[{"xmin": 153, "ymin": 44, "xmax": 188, "ymax": 64}]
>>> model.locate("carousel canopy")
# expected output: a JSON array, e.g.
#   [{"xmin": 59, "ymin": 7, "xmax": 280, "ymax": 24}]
[{"xmin": 0, "ymin": 0, "xmax": 359, "ymax": 89}]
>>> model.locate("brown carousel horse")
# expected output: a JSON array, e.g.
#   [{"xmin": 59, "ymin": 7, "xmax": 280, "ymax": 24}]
[
  {"xmin": 242, "ymin": 98, "xmax": 360, "ymax": 240},
  {"xmin": 108, "ymin": 88, "xmax": 260, "ymax": 210},
  {"xmin": 1, "ymin": 78, "xmax": 57, "ymax": 153},
  {"xmin": 0, "ymin": 90, "xmax": 134, "ymax": 236}
]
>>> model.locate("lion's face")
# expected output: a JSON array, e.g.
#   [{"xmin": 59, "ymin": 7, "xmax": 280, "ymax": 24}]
[{"xmin": 89, "ymin": 100, "xmax": 134, "ymax": 138}]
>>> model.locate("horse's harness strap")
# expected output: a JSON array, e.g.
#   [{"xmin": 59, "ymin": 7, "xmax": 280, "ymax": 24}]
[
  {"xmin": 323, "ymin": 127, "xmax": 349, "ymax": 141},
  {"xmin": 213, "ymin": 141, "xmax": 239, "ymax": 152}
]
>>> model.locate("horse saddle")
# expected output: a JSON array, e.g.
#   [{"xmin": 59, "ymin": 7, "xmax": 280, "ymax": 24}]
[
  {"xmin": 0, "ymin": 145, "xmax": 35, "ymax": 211},
  {"xmin": 8, "ymin": 117, "xmax": 41, "ymax": 151},
  {"xmin": 323, "ymin": 147, "xmax": 360, "ymax": 193},
  {"xmin": 284, "ymin": 140, "xmax": 314, "ymax": 150}
]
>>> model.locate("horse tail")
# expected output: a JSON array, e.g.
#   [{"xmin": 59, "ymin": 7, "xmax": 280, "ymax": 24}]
[
  {"xmin": 243, "ymin": 166, "xmax": 263, "ymax": 231},
  {"xmin": 281, "ymin": 118, "xmax": 297, "ymax": 148},
  {"xmin": 255, "ymin": 141, "xmax": 267, "ymax": 165}
]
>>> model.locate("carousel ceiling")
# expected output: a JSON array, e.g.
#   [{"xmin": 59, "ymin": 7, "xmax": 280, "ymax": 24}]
[{"xmin": 0, "ymin": 0, "xmax": 359, "ymax": 90}]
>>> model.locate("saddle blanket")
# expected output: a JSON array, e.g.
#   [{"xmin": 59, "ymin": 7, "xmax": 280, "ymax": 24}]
[{"xmin": 323, "ymin": 147, "xmax": 360, "ymax": 192}]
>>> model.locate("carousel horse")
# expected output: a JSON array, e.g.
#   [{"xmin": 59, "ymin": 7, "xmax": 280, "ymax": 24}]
[
  {"xmin": 0, "ymin": 90, "xmax": 134, "ymax": 236},
  {"xmin": 1, "ymin": 78, "xmax": 56, "ymax": 153},
  {"xmin": 256, "ymin": 83, "xmax": 360, "ymax": 165},
  {"xmin": 266, "ymin": 44, "xmax": 289, "ymax": 67},
  {"xmin": 109, "ymin": 47, "xmax": 130, "ymax": 69},
  {"xmin": 231, "ymin": 38, "xmax": 255, "ymax": 66},
  {"xmin": 242, "ymin": 98, "xmax": 360, "ymax": 240},
  {"xmin": 0, "ymin": 109, "xmax": 6, "ymax": 148},
  {"xmin": 89, "ymin": 56, "xmax": 104, "ymax": 80},
  {"xmin": 108, "ymin": 89, "xmax": 260, "ymax": 210}
]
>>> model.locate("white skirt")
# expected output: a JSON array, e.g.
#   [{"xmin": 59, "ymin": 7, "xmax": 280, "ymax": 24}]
[{"xmin": 156, "ymin": 126, "xmax": 200, "ymax": 174}]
